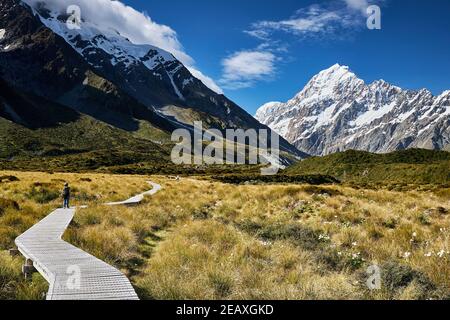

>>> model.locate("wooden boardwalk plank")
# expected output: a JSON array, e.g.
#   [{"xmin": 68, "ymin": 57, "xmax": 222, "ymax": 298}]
[{"xmin": 15, "ymin": 182, "xmax": 161, "ymax": 300}]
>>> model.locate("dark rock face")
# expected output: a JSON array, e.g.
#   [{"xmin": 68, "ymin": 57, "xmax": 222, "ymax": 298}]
[
  {"xmin": 0, "ymin": 0, "xmax": 86, "ymax": 97},
  {"xmin": 0, "ymin": 77, "xmax": 81, "ymax": 128}
]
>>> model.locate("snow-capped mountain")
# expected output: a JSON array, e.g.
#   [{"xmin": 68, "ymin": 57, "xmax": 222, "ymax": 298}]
[
  {"xmin": 18, "ymin": 1, "xmax": 189, "ymax": 105},
  {"xmin": 256, "ymin": 64, "xmax": 450, "ymax": 156},
  {"xmin": 0, "ymin": 0, "xmax": 303, "ymax": 159},
  {"xmin": 26, "ymin": 0, "xmax": 191, "ymax": 105}
]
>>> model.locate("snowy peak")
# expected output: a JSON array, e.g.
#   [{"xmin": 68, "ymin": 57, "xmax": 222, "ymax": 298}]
[
  {"xmin": 256, "ymin": 64, "xmax": 450, "ymax": 155},
  {"xmin": 369, "ymin": 79, "xmax": 398, "ymax": 92},
  {"xmin": 255, "ymin": 101, "xmax": 284, "ymax": 119},
  {"xmin": 21, "ymin": 0, "xmax": 198, "ymax": 104},
  {"xmin": 289, "ymin": 64, "xmax": 365, "ymax": 106},
  {"xmin": 28, "ymin": 1, "xmax": 176, "ymax": 70},
  {"xmin": 305, "ymin": 64, "xmax": 359, "ymax": 90},
  {"xmin": 312, "ymin": 64, "xmax": 356, "ymax": 84}
]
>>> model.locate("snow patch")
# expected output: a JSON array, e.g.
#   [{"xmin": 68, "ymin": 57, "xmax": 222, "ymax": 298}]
[
  {"xmin": 0, "ymin": 29, "xmax": 5, "ymax": 39},
  {"xmin": 255, "ymin": 101, "xmax": 284, "ymax": 122},
  {"xmin": 182, "ymin": 77, "xmax": 194, "ymax": 89},
  {"xmin": 166, "ymin": 70, "xmax": 184, "ymax": 101},
  {"xmin": 352, "ymin": 101, "xmax": 396, "ymax": 127},
  {"xmin": 397, "ymin": 109, "xmax": 416, "ymax": 122},
  {"xmin": 271, "ymin": 117, "xmax": 292, "ymax": 137},
  {"xmin": 30, "ymin": 7, "xmax": 177, "ymax": 72}
]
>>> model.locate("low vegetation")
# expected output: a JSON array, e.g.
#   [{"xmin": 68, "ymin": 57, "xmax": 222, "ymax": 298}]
[
  {"xmin": 0, "ymin": 251, "xmax": 48, "ymax": 300},
  {"xmin": 1, "ymin": 169, "xmax": 448, "ymax": 300},
  {"xmin": 212, "ymin": 174, "xmax": 339, "ymax": 185},
  {"xmin": 286, "ymin": 149, "xmax": 450, "ymax": 186},
  {"xmin": 0, "ymin": 171, "xmax": 151, "ymax": 299}
]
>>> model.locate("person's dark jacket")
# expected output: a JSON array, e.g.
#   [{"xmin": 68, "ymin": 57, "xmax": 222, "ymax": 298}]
[{"xmin": 62, "ymin": 186, "xmax": 70, "ymax": 199}]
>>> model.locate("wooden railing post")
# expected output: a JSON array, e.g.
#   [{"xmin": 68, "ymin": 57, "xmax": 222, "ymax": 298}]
[{"xmin": 22, "ymin": 258, "xmax": 35, "ymax": 280}]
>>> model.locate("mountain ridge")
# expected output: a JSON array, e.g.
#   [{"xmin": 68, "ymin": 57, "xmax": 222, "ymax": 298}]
[
  {"xmin": 0, "ymin": 0, "xmax": 305, "ymax": 164},
  {"xmin": 22, "ymin": 0, "xmax": 299, "ymax": 143},
  {"xmin": 256, "ymin": 64, "xmax": 450, "ymax": 156}
]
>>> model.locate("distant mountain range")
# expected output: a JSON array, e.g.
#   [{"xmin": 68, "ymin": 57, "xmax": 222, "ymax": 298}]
[
  {"xmin": 0, "ymin": 0, "xmax": 303, "ymax": 166},
  {"xmin": 256, "ymin": 64, "xmax": 450, "ymax": 156},
  {"xmin": 2, "ymin": 0, "xmax": 448, "ymax": 168}
]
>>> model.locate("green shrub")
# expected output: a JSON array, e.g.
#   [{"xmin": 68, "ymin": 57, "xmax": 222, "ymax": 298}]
[
  {"xmin": 382, "ymin": 217, "xmax": 399, "ymax": 229},
  {"xmin": 417, "ymin": 212, "xmax": 432, "ymax": 226},
  {"xmin": 26, "ymin": 186, "xmax": 59, "ymax": 204},
  {"xmin": 208, "ymin": 271, "xmax": 233, "ymax": 298},
  {"xmin": 213, "ymin": 174, "xmax": 340, "ymax": 185},
  {"xmin": 317, "ymin": 247, "xmax": 346, "ymax": 271},
  {"xmin": 237, "ymin": 221, "xmax": 321, "ymax": 251}
]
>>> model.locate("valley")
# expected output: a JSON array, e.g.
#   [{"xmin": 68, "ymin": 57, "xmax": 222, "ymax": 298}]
[
  {"xmin": 0, "ymin": 170, "xmax": 448, "ymax": 300},
  {"xmin": 0, "ymin": 0, "xmax": 449, "ymax": 303}
]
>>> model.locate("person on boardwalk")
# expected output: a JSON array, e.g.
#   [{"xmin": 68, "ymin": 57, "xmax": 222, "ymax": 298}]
[{"xmin": 62, "ymin": 183, "xmax": 71, "ymax": 209}]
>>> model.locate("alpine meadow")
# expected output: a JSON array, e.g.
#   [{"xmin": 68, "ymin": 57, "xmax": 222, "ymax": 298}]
[{"xmin": 0, "ymin": 0, "xmax": 449, "ymax": 306}]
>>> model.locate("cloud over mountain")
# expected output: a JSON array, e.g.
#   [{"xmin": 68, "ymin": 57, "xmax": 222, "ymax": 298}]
[
  {"xmin": 23, "ymin": 0, "xmax": 222, "ymax": 93},
  {"xmin": 221, "ymin": 0, "xmax": 380, "ymax": 90},
  {"xmin": 219, "ymin": 50, "xmax": 277, "ymax": 90}
]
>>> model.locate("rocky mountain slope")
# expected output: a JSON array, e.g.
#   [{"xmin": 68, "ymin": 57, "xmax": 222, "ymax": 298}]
[
  {"xmin": 0, "ymin": 77, "xmax": 169, "ymax": 159},
  {"xmin": 256, "ymin": 64, "xmax": 450, "ymax": 156},
  {"xmin": 0, "ymin": 0, "xmax": 178, "ymax": 134},
  {"xmin": 0, "ymin": 0, "xmax": 303, "ymax": 164}
]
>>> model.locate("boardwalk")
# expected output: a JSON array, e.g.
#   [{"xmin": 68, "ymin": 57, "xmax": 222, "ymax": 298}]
[{"xmin": 15, "ymin": 182, "xmax": 161, "ymax": 300}]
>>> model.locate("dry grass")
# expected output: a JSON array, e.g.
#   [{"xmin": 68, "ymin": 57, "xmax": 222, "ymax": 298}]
[
  {"xmin": 69, "ymin": 178, "xmax": 450, "ymax": 300},
  {"xmin": 1, "ymin": 171, "xmax": 449, "ymax": 300},
  {"xmin": 0, "ymin": 170, "xmax": 151, "ymax": 299},
  {"xmin": 0, "ymin": 251, "xmax": 48, "ymax": 300}
]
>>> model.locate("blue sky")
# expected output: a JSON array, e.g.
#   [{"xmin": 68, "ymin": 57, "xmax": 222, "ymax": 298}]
[{"xmin": 122, "ymin": 0, "xmax": 450, "ymax": 115}]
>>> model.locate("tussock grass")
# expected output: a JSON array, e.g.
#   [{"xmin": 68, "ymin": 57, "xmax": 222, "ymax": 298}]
[
  {"xmin": 115, "ymin": 178, "xmax": 448, "ymax": 300},
  {"xmin": 134, "ymin": 220, "xmax": 360, "ymax": 300},
  {"xmin": 0, "ymin": 170, "xmax": 152, "ymax": 299},
  {"xmin": 0, "ymin": 251, "xmax": 48, "ymax": 300},
  {"xmin": 1, "ymin": 171, "xmax": 449, "ymax": 300}
]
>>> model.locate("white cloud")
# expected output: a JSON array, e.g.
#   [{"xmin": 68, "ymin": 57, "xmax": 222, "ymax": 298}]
[
  {"xmin": 246, "ymin": 0, "xmax": 376, "ymax": 40},
  {"xmin": 188, "ymin": 67, "xmax": 223, "ymax": 94},
  {"xmin": 243, "ymin": 29, "xmax": 270, "ymax": 41},
  {"xmin": 219, "ymin": 50, "xmax": 277, "ymax": 90},
  {"xmin": 254, "ymin": 8, "xmax": 341, "ymax": 35},
  {"xmin": 23, "ymin": 0, "xmax": 222, "ymax": 93},
  {"xmin": 345, "ymin": 0, "xmax": 370, "ymax": 13},
  {"xmin": 229, "ymin": 0, "xmax": 379, "ymax": 90}
]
